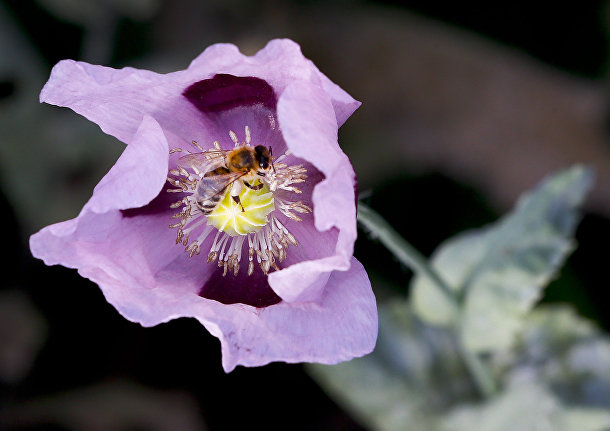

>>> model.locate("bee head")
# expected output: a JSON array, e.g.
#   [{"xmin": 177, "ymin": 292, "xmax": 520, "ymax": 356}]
[{"xmin": 254, "ymin": 145, "xmax": 272, "ymax": 173}]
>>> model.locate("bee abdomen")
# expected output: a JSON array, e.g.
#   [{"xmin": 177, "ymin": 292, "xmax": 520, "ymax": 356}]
[{"xmin": 197, "ymin": 194, "xmax": 222, "ymax": 215}]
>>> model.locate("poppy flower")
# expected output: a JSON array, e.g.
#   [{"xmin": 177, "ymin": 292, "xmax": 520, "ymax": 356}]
[{"xmin": 30, "ymin": 39, "xmax": 377, "ymax": 371}]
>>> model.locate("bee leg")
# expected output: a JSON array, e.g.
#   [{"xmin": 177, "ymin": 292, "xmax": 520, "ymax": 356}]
[
  {"xmin": 232, "ymin": 195, "xmax": 245, "ymax": 212},
  {"xmin": 230, "ymin": 180, "xmax": 245, "ymax": 211},
  {"xmin": 244, "ymin": 181, "xmax": 263, "ymax": 190}
]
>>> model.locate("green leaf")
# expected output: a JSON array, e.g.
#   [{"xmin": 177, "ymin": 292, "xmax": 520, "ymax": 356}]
[
  {"xmin": 441, "ymin": 377, "xmax": 610, "ymax": 431},
  {"xmin": 308, "ymin": 303, "xmax": 610, "ymax": 431},
  {"xmin": 496, "ymin": 305, "xmax": 610, "ymax": 409},
  {"xmin": 411, "ymin": 166, "xmax": 593, "ymax": 353},
  {"xmin": 448, "ymin": 311, "xmax": 610, "ymax": 431},
  {"xmin": 307, "ymin": 300, "xmax": 477, "ymax": 431}
]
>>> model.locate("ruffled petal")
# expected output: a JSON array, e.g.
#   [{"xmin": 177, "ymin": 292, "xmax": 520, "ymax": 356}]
[
  {"xmin": 315, "ymin": 71, "xmax": 362, "ymax": 127},
  {"xmin": 86, "ymin": 115, "xmax": 169, "ymax": 213},
  {"xmin": 254, "ymin": 39, "xmax": 361, "ymax": 126},
  {"xmin": 217, "ymin": 257, "xmax": 377, "ymax": 371},
  {"xmin": 270, "ymin": 80, "xmax": 357, "ymax": 302},
  {"xmin": 40, "ymin": 60, "xmax": 217, "ymax": 149},
  {"xmin": 181, "ymin": 74, "xmax": 284, "ymax": 154},
  {"xmin": 84, "ymin": 255, "xmax": 376, "ymax": 372},
  {"xmin": 40, "ymin": 40, "xmax": 358, "ymax": 151},
  {"xmin": 189, "ymin": 39, "xmax": 360, "ymax": 126},
  {"xmin": 34, "ymin": 219, "xmax": 376, "ymax": 371},
  {"xmin": 30, "ymin": 116, "xmax": 170, "ymax": 266}
]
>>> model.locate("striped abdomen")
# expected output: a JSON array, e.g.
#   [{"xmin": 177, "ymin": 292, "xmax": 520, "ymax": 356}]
[{"xmin": 194, "ymin": 167, "xmax": 232, "ymax": 215}]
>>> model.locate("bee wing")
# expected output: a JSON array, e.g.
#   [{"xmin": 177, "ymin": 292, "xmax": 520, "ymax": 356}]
[
  {"xmin": 195, "ymin": 171, "xmax": 246, "ymax": 202},
  {"xmin": 177, "ymin": 150, "xmax": 229, "ymax": 174}
]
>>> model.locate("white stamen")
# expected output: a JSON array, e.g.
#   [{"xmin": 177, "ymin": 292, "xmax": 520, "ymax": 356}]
[
  {"xmin": 191, "ymin": 140, "xmax": 204, "ymax": 151},
  {"xmin": 166, "ymin": 127, "xmax": 311, "ymax": 276},
  {"xmin": 245, "ymin": 126, "xmax": 251, "ymax": 144},
  {"xmin": 229, "ymin": 130, "xmax": 239, "ymax": 145}
]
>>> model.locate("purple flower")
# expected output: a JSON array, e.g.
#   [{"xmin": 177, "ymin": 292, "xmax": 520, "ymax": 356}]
[{"xmin": 30, "ymin": 39, "xmax": 377, "ymax": 371}]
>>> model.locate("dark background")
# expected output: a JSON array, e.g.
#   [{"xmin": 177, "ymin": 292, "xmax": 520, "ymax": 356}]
[{"xmin": 1, "ymin": 1, "xmax": 609, "ymax": 430}]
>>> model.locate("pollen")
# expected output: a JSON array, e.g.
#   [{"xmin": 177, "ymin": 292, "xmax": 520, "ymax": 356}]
[{"xmin": 166, "ymin": 127, "xmax": 311, "ymax": 276}]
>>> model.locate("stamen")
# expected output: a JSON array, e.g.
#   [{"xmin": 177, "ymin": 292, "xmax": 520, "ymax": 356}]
[
  {"xmin": 245, "ymin": 126, "xmax": 251, "ymax": 144},
  {"xmin": 166, "ymin": 129, "xmax": 311, "ymax": 276},
  {"xmin": 191, "ymin": 140, "xmax": 204, "ymax": 151},
  {"xmin": 229, "ymin": 130, "xmax": 239, "ymax": 145}
]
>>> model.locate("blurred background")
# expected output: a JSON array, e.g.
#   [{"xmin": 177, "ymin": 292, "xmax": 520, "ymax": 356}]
[{"xmin": 0, "ymin": 0, "xmax": 609, "ymax": 430}]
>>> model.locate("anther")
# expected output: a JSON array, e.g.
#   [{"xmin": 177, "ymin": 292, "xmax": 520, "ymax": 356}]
[
  {"xmin": 229, "ymin": 130, "xmax": 238, "ymax": 145},
  {"xmin": 191, "ymin": 140, "xmax": 204, "ymax": 151}
]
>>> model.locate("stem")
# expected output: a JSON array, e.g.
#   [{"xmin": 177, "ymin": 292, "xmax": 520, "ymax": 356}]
[
  {"xmin": 458, "ymin": 342, "xmax": 497, "ymax": 398},
  {"xmin": 357, "ymin": 202, "xmax": 497, "ymax": 398},
  {"xmin": 356, "ymin": 203, "xmax": 457, "ymax": 308}
]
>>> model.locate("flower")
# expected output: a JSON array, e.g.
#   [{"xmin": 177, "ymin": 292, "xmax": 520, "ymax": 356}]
[{"xmin": 30, "ymin": 39, "xmax": 377, "ymax": 371}]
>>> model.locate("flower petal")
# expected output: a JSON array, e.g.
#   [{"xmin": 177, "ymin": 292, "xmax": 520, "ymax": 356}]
[
  {"xmin": 217, "ymin": 257, "xmax": 377, "ymax": 371},
  {"xmin": 80, "ymin": 254, "xmax": 377, "ymax": 372},
  {"xmin": 270, "ymin": 80, "xmax": 357, "ymax": 302},
  {"xmin": 40, "ymin": 40, "xmax": 358, "ymax": 151},
  {"xmin": 34, "ymin": 215, "xmax": 375, "ymax": 371},
  {"xmin": 253, "ymin": 39, "xmax": 361, "ymax": 126},
  {"xmin": 40, "ymin": 58, "xmax": 225, "ymax": 148},
  {"xmin": 30, "ymin": 115, "xmax": 172, "ymax": 269},
  {"xmin": 40, "ymin": 60, "xmax": 172, "ymax": 143},
  {"xmin": 314, "ymin": 70, "xmax": 361, "ymax": 127},
  {"xmin": 181, "ymin": 74, "xmax": 284, "ymax": 154},
  {"xmin": 86, "ymin": 115, "xmax": 169, "ymax": 213},
  {"xmin": 189, "ymin": 39, "xmax": 360, "ymax": 127}
]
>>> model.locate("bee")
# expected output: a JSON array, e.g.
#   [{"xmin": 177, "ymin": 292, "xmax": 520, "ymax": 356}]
[{"xmin": 178, "ymin": 143, "xmax": 274, "ymax": 215}]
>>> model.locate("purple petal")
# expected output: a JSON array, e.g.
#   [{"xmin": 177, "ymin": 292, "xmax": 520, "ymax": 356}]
[
  {"xmin": 200, "ymin": 266, "xmax": 281, "ymax": 308},
  {"xmin": 252, "ymin": 39, "xmax": 361, "ymax": 126},
  {"xmin": 40, "ymin": 40, "xmax": 359, "ymax": 153},
  {"xmin": 189, "ymin": 39, "xmax": 361, "ymax": 126},
  {"xmin": 270, "ymin": 81, "xmax": 357, "ymax": 302},
  {"xmin": 182, "ymin": 74, "xmax": 284, "ymax": 153},
  {"xmin": 34, "ymin": 212, "xmax": 376, "ymax": 371},
  {"xmin": 314, "ymin": 71, "xmax": 362, "ymax": 127},
  {"xmin": 86, "ymin": 115, "xmax": 169, "ymax": 213},
  {"xmin": 40, "ymin": 60, "xmax": 180, "ymax": 144},
  {"xmin": 217, "ymin": 257, "xmax": 377, "ymax": 371},
  {"xmin": 39, "ymin": 45, "xmax": 251, "ymax": 148},
  {"xmin": 84, "ymin": 254, "xmax": 376, "ymax": 372},
  {"xmin": 183, "ymin": 74, "xmax": 276, "ymax": 113},
  {"xmin": 31, "ymin": 115, "xmax": 170, "ymax": 265}
]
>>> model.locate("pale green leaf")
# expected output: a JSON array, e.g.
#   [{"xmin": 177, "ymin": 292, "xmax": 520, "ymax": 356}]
[
  {"xmin": 307, "ymin": 300, "xmax": 476, "ymax": 431},
  {"xmin": 496, "ymin": 305, "xmax": 610, "ymax": 409},
  {"xmin": 411, "ymin": 166, "xmax": 593, "ymax": 353},
  {"xmin": 442, "ymin": 377, "xmax": 610, "ymax": 431},
  {"xmin": 309, "ymin": 303, "xmax": 610, "ymax": 431},
  {"xmin": 411, "ymin": 230, "xmax": 487, "ymax": 325}
]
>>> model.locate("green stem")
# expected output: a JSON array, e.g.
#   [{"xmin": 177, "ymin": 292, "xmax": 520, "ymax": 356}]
[
  {"xmin": 458, "ymin": 341, "xmax": 497, "ymax": 398},
  {"xmin": 356, "ymin": 203, "xmax": 458, "ymax": 308},
  {"xmin": 357, "ymin": 202, "xmax": 497, "ymax": 398}
]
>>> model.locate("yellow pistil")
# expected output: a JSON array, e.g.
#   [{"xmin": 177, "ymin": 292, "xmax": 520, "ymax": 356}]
[{"xmin": 206, "ymin": 180, "xmax": 275, "ymax": 236}]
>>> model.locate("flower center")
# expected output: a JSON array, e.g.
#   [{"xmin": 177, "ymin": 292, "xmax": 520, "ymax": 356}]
[
  {"xmin": 166, "ymin": 127, "xmax": 311, "ymax": 276},
  {"xmin": 206, "ymin": 180, "xmax": 275, "ymax": 236}
]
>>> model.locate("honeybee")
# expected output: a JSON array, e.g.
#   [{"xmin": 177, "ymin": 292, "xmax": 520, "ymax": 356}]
[{"xmin": 178, "ymin": 144, "xmax": 274, "ymax": 215}]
